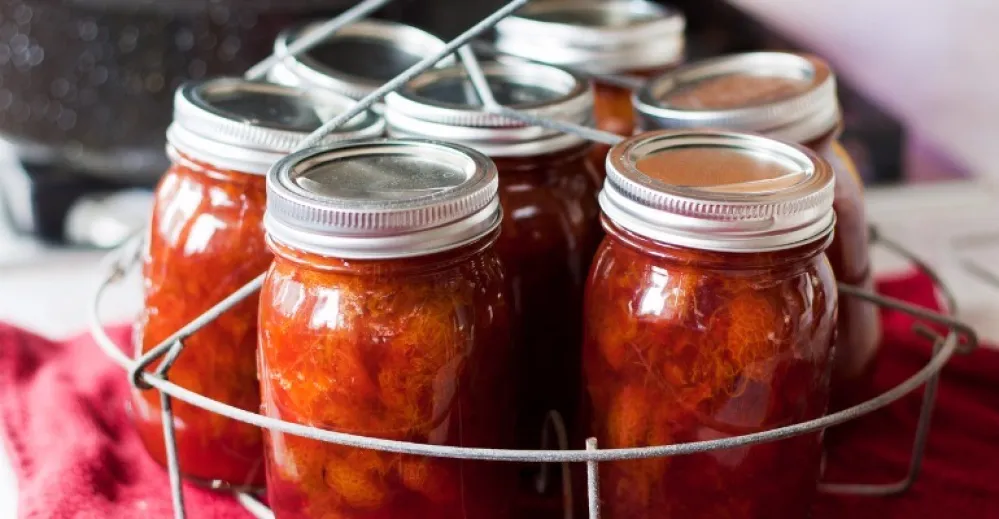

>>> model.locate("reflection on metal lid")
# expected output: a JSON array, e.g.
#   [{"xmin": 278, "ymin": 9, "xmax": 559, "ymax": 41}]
[
  {"xmin": 600, "ymin": 130, "xmax": 835, "ymax": 252},
  {"xmin": 268, "ymin": 20, "xmax": 452, "ymax": 100},
  {"xmin": 265, "ymin": 139, "xmax": 501, "ymax": 259},
  {"xmin": 494, "ymin": 0, "xmax": 685, "ymax": 74},
  {"xmin": 168, "ymin": 77, "xmax": 384, "ymax": 174},
  {"xmin": 384, "ymin": 60, "xmax": 593, "ymax": 156},
  {"xmin": 635, "ymin": 52, "xmax": 839, "ymax": 144}
]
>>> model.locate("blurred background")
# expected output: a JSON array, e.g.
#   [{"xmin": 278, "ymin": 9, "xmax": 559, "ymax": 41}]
[{"xmin": 0, "ymin": 0, "xmax": 995, "ymax": 328}]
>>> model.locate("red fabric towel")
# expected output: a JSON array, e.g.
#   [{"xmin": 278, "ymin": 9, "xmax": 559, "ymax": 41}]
[
  {"xmin": 0, "ymin": 326, "xmax": 249, "ymax": 518},
  {"xmin": 815, "ymin": 272, "xmax": 999, "ymax": 518},
  {"xmin": 0, "ymin": 270, "xmax": 997, "ymax": 519}
]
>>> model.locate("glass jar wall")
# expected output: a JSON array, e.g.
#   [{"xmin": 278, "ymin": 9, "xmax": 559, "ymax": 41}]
[
  {"xmin": 135, "ymin": 151, "xmax": 270, "ymax": 488},
  {"xmin": 584, "ymin": 131, "xmax": 838, "ymax": 519},
  {"xmin": 132, "ymin": 79, "xmax": 383, "ymax": 489},
  {"xmin": 384, "ymin": 61, "xmax": 602, "ymax": 516},
  {"xmin": 634, "ymin": 52, "xmax": 879, "ymax": 394},
  {"xmin": 385, "ymin": 60, "xmax": 603, "ymax": 453},
  {"xmin": 491, "ymin": 146, "xmax": 602, "ymax": 448},
  {"xmin": 259, "ymin": 140, "xmax": 516, "ymax": 519}
]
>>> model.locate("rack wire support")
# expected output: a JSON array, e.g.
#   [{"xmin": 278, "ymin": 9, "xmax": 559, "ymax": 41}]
[
  {"xmin": 92, "ymin": 226, "xmax": 978, "ymax": 519},
  {"xmin": 457, "ymin": 46, "xmax": 626, "ymax": 146},
  {"xmin": 243, "ymin": 0, "xmax": 395, "ymax": 81}
]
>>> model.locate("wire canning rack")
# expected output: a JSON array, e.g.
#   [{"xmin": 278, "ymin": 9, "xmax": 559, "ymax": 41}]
[{"xmin": 87, "ymin": 1, "xmax": 981, "ymax": 518}]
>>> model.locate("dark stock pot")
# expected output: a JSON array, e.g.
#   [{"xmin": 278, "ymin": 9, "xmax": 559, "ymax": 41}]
[{"xmin": 0, "ymin": 0, "xmax": 368, "ymax": 181}]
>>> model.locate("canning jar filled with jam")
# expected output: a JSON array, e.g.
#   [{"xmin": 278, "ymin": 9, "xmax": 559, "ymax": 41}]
[
  {"xmin": 259, "ymin": 140, "xmax": 516, "ymax": 519},
  {"xmin": 584, "ymin": 130, "xmax": 838, "ymax": 519},
  {"xmin": 385, "ymin": 61, "xmax": 602, "ymax": 461},
  {"xmin": 132, "ymin": 78, "xmax": 383, "ymax": 489},
  {"xmin": 268, "ymin": 19, "xmax": 451, "ymax": 100},
  {"xmin": 633, "ymin": 52, "xmax": 878, "ymax": 393},
  {"xmin": 494, "ymin": 0, "xmax": 685, "ymax": 137}
]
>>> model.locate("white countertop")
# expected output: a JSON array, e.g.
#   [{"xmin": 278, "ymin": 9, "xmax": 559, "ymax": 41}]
[{"xmin": 2, "ymin": 180, "xmax": 999, "ymax": 517}]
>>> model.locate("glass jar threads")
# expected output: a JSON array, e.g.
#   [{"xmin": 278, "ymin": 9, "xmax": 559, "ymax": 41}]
[
  {"xmin": 494, "ymin": 0, "xmax": 685, "ymax": 136},
  {"xmin": 384, "ymin": 60, "xmax": 603, "ymax": 455},
  {"xmin": 259, "ymin": 140, "xmax": 516, "ymax": 519},
  {"xmin": 132, "ymin": 78, "xmax": 383, "ymax": 489},
  {"xmin": 633, "ymin": 52, "xmax": 879, "ymax": 391},
  {"xmin": 584, "ymin": 131, "xmax": 838, "ymax": 519},
  {"xmin": 268, "ymin": 19, "xmax": 450, "ymax": 100}
]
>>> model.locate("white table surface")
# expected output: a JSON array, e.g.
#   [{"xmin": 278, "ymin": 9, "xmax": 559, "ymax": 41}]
[{"xmin": 2, "ymin": 180, "xmax": 999, "ymax": 517}]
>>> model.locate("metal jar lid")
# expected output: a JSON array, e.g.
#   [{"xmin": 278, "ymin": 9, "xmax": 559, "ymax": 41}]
[
  {"xmin": 634, "ymin": 52, "xmax": 840, "ymax": 144},
  {"xmin": 268, "ymin": 20, "xmax": 452, "ymax": 100},
  {"xmin": 493, "ymin": 0, "xmax": 685, "ymax": 75},
  {"xmin": 265, "ymin": 139, "xmax": 502, "ymax": 259},
  {"xmin": 166, "ymin": 78, "xmax": 384, "ymax": 175},
  {"xmin": 383, "ymin": 60, "xmax": 593, "ymax": 157},
  {"xmin": 600, "ymin": 130, "xmax": 835, "ymax": 252}
]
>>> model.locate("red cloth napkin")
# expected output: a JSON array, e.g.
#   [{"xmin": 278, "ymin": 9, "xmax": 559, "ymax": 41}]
[
  {"xmin": 0, "ymin": 270, "xmax": 997, "ymax": 519},
  {"xmin": 0, "ymin": 326, "xmax": 249, "ymax": 518},
  {"xmin": 815, "ymin": 272, "xmax": 999, "ymax": 518}
]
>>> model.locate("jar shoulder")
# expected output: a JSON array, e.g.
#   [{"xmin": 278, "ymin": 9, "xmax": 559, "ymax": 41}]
[
  {"xmin": 585, "ymin": 237, "xmax": 839, "ymax": 339},
  {"xmin": 259, "ymin": 250, "xmax": 510, "ymax": 335},
  {"xmin": 147, "ymin": 164, "xmax": 268, "ymax": 264}
]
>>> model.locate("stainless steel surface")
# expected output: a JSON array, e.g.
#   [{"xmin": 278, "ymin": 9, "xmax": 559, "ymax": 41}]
[
  {"xmin": 264, "ymin": 140, "xmax": 501, "ymax": 258},
  {"xmin": 601, "ymin": 130, "xmax": 836, "ymax": 252},
  {"xmin": 634, "ymin": 52, "xmax": 840, "ymax": 143}
]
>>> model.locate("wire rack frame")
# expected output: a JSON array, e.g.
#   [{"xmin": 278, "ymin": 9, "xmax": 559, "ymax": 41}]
[{"xmin": 85, "ymin": 1, "xmax": 981, "ymax": 518}]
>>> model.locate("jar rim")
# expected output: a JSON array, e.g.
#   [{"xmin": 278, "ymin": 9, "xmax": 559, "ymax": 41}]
[
  {"xmin": 384, "ymin": 60, "xmax": 594, "ymax": 157},
  {"xmin": 265, "ymin": 138, "xmax": 503, "ymax": 259},
  {"xmin": 600, "ymin": 130, "xmax": 836, "ymax": 253},
  {"xmin": 268, "ymin": 19, "xmax": 454, "ymax": 100},
  {"xmin": 634, "ymin": 52, "xmax": 839, "ymax": 144},
  {"xmin": 168, "ymin": 77, "xmax": 384, "ymax": 174},
  {"xmin": 493, "ymin": 0, "xmax": 685, "ymax": 74}
]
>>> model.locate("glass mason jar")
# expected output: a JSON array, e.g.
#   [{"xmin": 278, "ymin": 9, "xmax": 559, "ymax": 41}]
[
  {"xmin": 385, "ymin": 60, "xmax": 603, "ymax": 451},
  {"xmin": 268, "ymin": 19, "xmax": 452, "ymax": 101},
  {"xmin": 633, "ymin": 52, "xmax": 879, "ymax": 395},
  {"xmin": 584, "ymin": 131, "xmax": 838, "ymax": 519},
  {"xmin": 259, "ymin": 140, "xmax": 517, "ymax": 519},
  {"xmin": 494, "ymin": 0, "xmax": 685, "ymax": 137},
  {"xmin": 384, "ymin": 60, "xmax": 603, "ymax": 516},
  {"xmin": 132, "ymin": 78, "xmax": 383, "ymax": 489}
]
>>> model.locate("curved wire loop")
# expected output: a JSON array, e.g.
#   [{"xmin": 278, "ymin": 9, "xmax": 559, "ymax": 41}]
[{"xmin": 89, "ymin": 221, "xmax": 978, "ymax": 519}]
